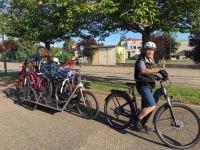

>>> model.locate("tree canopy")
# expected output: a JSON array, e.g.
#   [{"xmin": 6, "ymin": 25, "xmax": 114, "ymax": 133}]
[
  {"xmin": 1, "ymin": 0, "xmax": 200, "ymax": 52},
  {"xmin": 4, "ymin": 0, "xmax": 88, "ymax": 50},
  {"xmin": 150, "ymin": 34, "xmax": 178, "ymax": 64},
  {"xmin": 77, "ymin": 37, "xmax": 103, "ymax": 60},
  {"xmin": 83, "ymin": 0, "xmax": 200, "ymax": 45},
  {"xmin": 188, "ymin": 29, "xmax": 200, "ymax": 63}
]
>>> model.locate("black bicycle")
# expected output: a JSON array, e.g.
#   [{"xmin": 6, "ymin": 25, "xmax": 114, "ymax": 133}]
[{"xmin": 104, "ymin": 73, "xmax": 200, "ymax": 149}]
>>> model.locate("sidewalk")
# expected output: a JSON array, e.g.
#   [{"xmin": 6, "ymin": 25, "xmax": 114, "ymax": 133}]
[
  {"xmin": 0, "ymin": 62, "xmax": 200, "ymax": 78},
  {"xmin": 78, "ymin": 65, "xmax": 200, "ymax": 78}
]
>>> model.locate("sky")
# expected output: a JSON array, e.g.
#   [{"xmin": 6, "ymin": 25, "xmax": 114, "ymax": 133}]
[{"xmin": 51, "ymin": 31, "xmax": 190, "ymax": 48}]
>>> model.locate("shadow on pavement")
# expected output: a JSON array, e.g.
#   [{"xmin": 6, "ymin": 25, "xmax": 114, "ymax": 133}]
[{"xmin": 1, "ymin": 80, "xmax": 167, "ymax": 148}]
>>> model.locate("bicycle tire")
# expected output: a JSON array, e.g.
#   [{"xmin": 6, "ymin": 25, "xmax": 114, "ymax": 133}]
[
  {"xmin": 54, "ymin": 80, "xmax": 72, "ymax": 101},
  {"xmin": 36, "ymin": 46, "xmax": 50, "ymax": 57},
  {"xmin": 16, "ymin": 79, "xmax": 23, "ymax": 93},
  {"xmin": 37, "ymin": 76, "xmax": 53, "ymax": 101},
  {"xmin": 76, "ymin": 90, "xmax": 99, "ymax": 119},
  {"xmin": 104, "ymin": 93, "xmax": 134, "ymax": 129},
  {"xmin": 38, "ymin": 56, "xmax": 51, "ymax": 75},
  {"xmin": 22, "ymin": 86, "xmax": 37, "ymax": 111},
  {"xmin": 154, "ymin": 103, "xmax": 200, "ymax": 149}
]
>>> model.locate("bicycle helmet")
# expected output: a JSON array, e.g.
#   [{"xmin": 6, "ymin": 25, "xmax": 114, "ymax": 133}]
[
  {"xmin": 53, "ymin": 57, "xmax": 60, "ymax": 65},
  {"xmin": 144, "ymin": 41, "xmax": 157, "ymax": 50}
]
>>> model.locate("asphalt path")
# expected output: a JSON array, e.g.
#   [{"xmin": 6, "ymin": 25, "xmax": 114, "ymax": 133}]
[
  {"xmin": 0, "ymin": 62, "xmax": 200, "ymax": 150},
  {"xmin": 0, "ymin": 82, "xmax": 200, "ymax": 150},
  {"xmin": 1, "ymin": 62, "xmax": 200, "ymax": 88}
]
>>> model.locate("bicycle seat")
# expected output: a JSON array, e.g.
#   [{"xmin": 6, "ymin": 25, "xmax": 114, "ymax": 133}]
[{"xmin": 126, "ymin": 82, "xmax": 137, "ymax": 87}]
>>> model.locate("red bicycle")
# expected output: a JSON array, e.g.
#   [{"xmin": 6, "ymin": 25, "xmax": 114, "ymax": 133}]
[{"xmin": 15, "ymin": 59, "xmax": 30, "ymax": 94}]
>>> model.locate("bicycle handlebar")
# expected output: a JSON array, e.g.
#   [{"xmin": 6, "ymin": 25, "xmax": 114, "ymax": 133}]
[{"xmin": 154, "ymin": 74, "xmax": 169, "ymax": 82}]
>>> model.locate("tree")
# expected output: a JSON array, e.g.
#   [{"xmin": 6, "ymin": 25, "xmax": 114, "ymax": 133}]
[
  {"xmin": 16, "ymin": 38, "xmax": 40, "ymax": 56},
  {"xmin": 77, "ymin": 36, "xmax": 103, "ymax": 61},
  {"xmin": 188, "ymin": 29, "xmax": 200, "ymax": 63},
  {"xmin": 5, "ymin": 0, "xmax": 88, "ymax": 50},
  {"xmin": 63, "ymin": 36, "xmax": 76, "ymax": 54},
  {"xmin": 150, "ymin": 34, "xmax": 178, "ymax": 64},
  {"xmin": 0, "ymin": 0, "xmax": 19, "ymax": 73},
  {"xmin": 83, "ymin": 0, "xmax": 200, "ymax": 48},
  {"xmin": 117, "ymin": 35, "xmax": 126, "ymax": 45}
]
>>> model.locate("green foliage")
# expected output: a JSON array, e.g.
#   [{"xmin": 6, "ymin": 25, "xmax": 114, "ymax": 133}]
[
  {"xmin": 188, "ymin": 29, "xmax": 200, "ymax": 63},
  {"xmin": 5, "ymin": 0, "xmax": 87, "ymax": 50},
  {"xmin": 118, "ymin": 35, "xmax": 126, "ymax": 45},
  {"xmin": 0, "ymin": 73, "xmax": 18, "ymax": 81},
  {"xmin": 116, "ymin": 52, "xmax": 123, "ymax": 63},
  {"xmin": 2, "ymin": 0, "xmax": 200, "ymax": 54},
  {"xmin": 85, "ymin": 0, "xmax": 200, "ymax": 44},
  {"xmin": 86, "ymin": 81, "xmax": 200, "ymax": 106},
  {"xmin": 77, "ymin": 37, "xmax": 103, "ymax": 60},
  {"xmin": 89, "ymin": 45, "xmax": 96, "ymax": 61},
  {"xmin": 150, "ymin": 33, "xmax": 179, "ymax": 64}
]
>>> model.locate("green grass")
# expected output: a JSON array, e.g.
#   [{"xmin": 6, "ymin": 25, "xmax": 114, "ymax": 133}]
[
  {"xmin": 125, "ymin": 59, "xmax": 193, "ymax": 63},
  {"xmin": 0, "ymin": 73, "xmax": 18, "ymax": 81},
  {"xmin": 84, "ymin": 80, "xmax": 200, "ymax": 106},
  {"xmin": 1, "ymin": 73, "xmax": 200, "ymax": 106}
]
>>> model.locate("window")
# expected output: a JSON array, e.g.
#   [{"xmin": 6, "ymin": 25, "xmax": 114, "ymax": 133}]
[{"xmin": 127, "ymin": 51, "xmax": 130, "ymax": 58}]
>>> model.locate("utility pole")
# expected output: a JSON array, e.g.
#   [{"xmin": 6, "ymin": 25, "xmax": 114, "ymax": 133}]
[
  {"xmin": 169, "ymin": 41, "xmax": 171, "ymax": 64},
  {"xmin": 2, "ymin": 33, "xmax": 7, "ymax": 73}
]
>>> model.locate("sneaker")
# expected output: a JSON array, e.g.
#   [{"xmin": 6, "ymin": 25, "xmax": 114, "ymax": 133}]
[
  {"xmin": 136, "ymin": 119, "xmax": 145, "ymax": 132},
  {"xmin": 144, "ymin": 125, "xmax": 153, "ymax": 132}
]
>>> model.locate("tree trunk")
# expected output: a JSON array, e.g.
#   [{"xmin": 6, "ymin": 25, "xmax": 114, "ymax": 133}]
[
  {"xmin": 44, "ymin": 42, "xmax": 51, "ymax": 51},
  {"xmin": 2, "ymin": 33, "xmax": 7, "ymax": 74},
  {"xmin": 141, "ymin": 28, "xmax": 151, "ymax": 53},
  {"xmin": 3, "ymin": 51, "xmax": 7, "ymax": 74}
]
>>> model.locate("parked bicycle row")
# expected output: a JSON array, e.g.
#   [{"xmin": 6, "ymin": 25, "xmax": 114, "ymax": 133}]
[
  {"xmin": 15, "ymin": 46, "xmax": 99, "ymax": 119},
  {"xmin": 14, "ymin": 46, "xmax": 200, "ymax": 149}
]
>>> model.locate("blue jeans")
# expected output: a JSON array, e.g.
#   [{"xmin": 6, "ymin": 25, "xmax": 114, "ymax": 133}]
[{"xmin": 137, "ymin": 88, "xmax": 156, "ymax": 107}]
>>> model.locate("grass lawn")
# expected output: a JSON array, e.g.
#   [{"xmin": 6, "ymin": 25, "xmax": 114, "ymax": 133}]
[
  {"xmin": 0, "ymin": 73, "xmax": 18, "ymax": 81},
  {"xmin": 1, "ymin": 73, "xmax": 199, "ymax": 106},
  {"xmin": 84, "ymin": 80, "xmax": 200, "ymax": 106}
]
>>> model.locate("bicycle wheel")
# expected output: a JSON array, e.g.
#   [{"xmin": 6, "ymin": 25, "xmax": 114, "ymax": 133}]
[
  {"xmin": 104, "ymin": 93, "xmax": 134, "ymax": 129},
  {"xmin": 55, "ymin": 80, "xmax": 72, "ymax": 101},
  {"xmin": 154, "ymin": 103, "xmax": 200, "ymax": 149},
  {"xmin": 16, "ymin": 79, "xmax": 23, "ymax": 93},
  {"xmin": 76, "ymin": 90, "xmax": 99, "ymax": 119},
  {"xmin": 37, "ymin": 76, "xmax": 53, "ymax": 101},
  {"xmin": 36, "ymin": 46, "xmax": 50, "ymax": 57},
  {"xmin": 38, "ymin": 56, "xmax": 51, "ymax": 75},
  {"xmin": 23, "ymin": 86, "xmax": 37, "ymax": 111}
]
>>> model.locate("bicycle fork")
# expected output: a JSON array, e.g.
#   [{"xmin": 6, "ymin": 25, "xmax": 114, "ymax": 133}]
[{"xmin": 163, "ymin": 88, "xmax": 179, "ymax": 127}]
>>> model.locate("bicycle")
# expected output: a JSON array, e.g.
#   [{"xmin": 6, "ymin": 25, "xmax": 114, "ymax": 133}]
[
  {"xmin": 15, "ymin": 58, "xmax": 30, "ymax": 93},
  {"xmin": 28, "ymin": 68, "xmax": 53, "ymax": 102},
  {"xmin": 104, "ymin": 73, "xmax": 200, "ymax": 149},
  {"xmin": 21, "ymin": 72, "xmax": 99, "ymax": 119}
]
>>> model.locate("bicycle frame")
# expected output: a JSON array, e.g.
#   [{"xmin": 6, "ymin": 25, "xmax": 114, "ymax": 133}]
[
  {"xmin": 16, "ymin": 60, "xmax": 29, "ymax": 89},
  {"xmin": 29, "ymin": 69, "xmax": 46, "ymax": 90},
  {"xmin": 153, "ymin": 80, "xmax": 178, "ymax": 126},
  {"xmin": 60, "ymin": 81, "xmax": 85, "ymax": 111}
]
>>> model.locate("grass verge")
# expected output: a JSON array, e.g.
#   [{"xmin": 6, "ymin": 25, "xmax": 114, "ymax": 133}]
[
  {"xmin": 1, "ymin": 73, "xmax": 200, "ymax": 106},
  {"xmin": 84, "ymin": 80, "xmax": 200, "ymax": 106},
  {"xmin": 0, "ymin": 73, "xmax": 18, "ymax": 81}
]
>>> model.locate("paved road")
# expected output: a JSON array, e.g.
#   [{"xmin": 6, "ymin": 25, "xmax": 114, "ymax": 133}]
[
  {"xmin": 1, "ymin": 62, "xmax": 200, "ymax": 88},
  {"xmin": 0, "ymin": 80, "xmax": 200, "ymax": 150}
]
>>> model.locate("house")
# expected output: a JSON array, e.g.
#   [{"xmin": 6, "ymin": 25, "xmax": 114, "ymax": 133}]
[
  {"xmin": 92, "ymin": 45, "xmax": 125, "ymax": 66},
  {"xmin": 173, "ymin": 41, "xmax": 193, "ymax": 59},
  {"xmin": 120, "ymin": 38, "xmax": 142, "ymax": 59}
]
